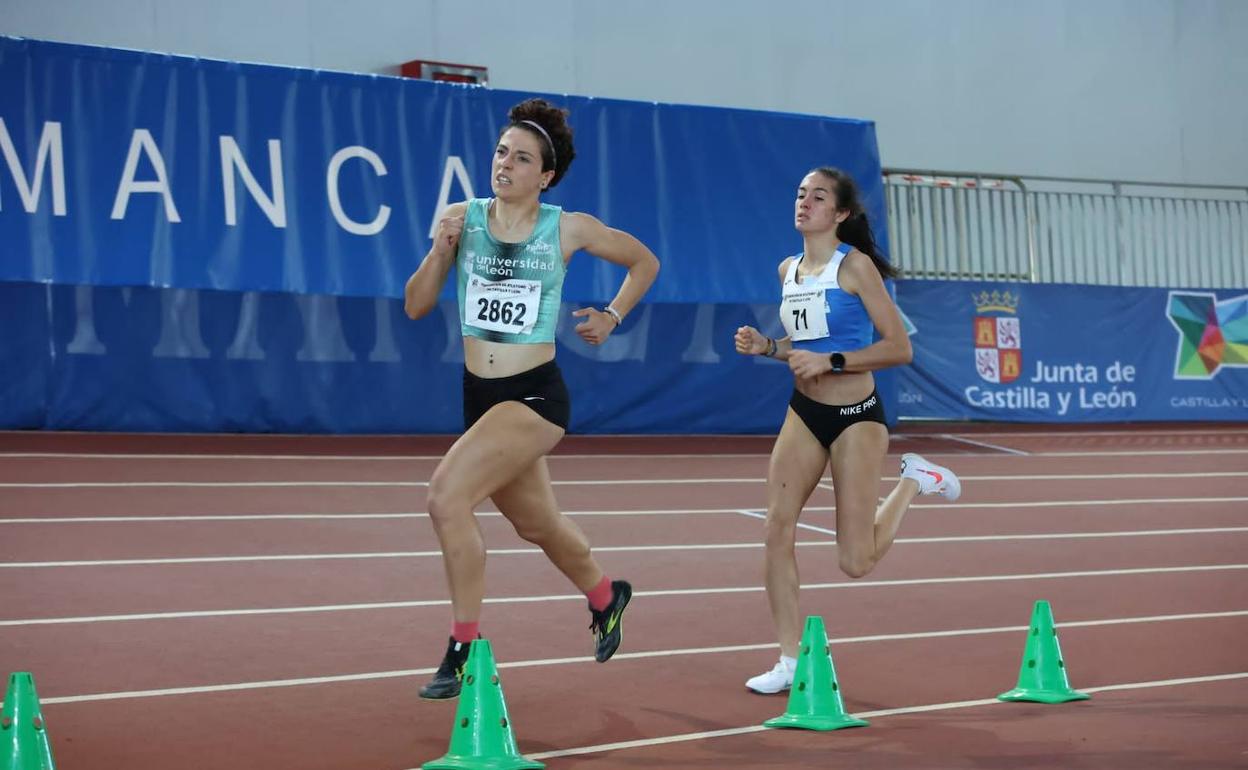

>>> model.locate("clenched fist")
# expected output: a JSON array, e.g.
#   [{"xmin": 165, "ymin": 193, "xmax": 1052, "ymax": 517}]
[
  {"xmin": 431, "ymin": 214, "xmax": 465, "ymax": 258},
  {"xmin": 573, "ymin": 307, "xmax": 616, "ymax": 346},
  {"xmin": 735, "ymin": 326, "xmax": 769, "ymax": 356}
]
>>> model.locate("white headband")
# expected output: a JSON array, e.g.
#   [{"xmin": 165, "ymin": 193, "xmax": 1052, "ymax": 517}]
[{"xmin": 519, "ymin": 120, "xmax": 557, "ymax": 168}]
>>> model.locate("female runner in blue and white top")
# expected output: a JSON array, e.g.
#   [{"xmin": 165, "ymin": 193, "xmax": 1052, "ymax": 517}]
[
  {"xmin": 734, "ymin": 167, "xmax": 961, "ymax": 695},
  {"xmin": 404, "ymin": 99, "xmax": 660, "ymax": 699}
]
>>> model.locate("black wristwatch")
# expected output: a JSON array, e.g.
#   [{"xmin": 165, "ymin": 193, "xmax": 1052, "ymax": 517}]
[{"xmin": 829, "ymin": 352, "xmax": 846, "ymax": 373}]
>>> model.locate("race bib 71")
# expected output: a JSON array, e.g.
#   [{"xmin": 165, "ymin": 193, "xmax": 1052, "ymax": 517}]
[{"xmin": 780, "ymin": 286, "xmax": 830, "ymax": 341}]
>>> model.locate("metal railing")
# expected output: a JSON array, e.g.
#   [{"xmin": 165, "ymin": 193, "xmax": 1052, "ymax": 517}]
[{"xmin": 883, "ymin": 168, "xmax": 1248, "ymax": 288}]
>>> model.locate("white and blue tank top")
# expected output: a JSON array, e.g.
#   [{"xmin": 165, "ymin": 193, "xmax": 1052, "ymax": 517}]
[{"xmin": 779, "ymin": 243, "xmax": 873, "ymax": 353}]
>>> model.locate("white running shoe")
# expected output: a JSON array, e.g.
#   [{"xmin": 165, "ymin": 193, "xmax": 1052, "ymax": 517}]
[
  {"xmin": 900, "ymin": 453, "xmax": 962, "ymax": 501},
  {"xmin": 746, "ymin": 658, "xmax": 795, "ymax": 695}
]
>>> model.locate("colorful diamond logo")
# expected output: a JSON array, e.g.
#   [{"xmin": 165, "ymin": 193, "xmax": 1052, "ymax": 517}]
[{"xmin": 1167, "ymin": 291, "xmax": 1248, "ymax": 379}]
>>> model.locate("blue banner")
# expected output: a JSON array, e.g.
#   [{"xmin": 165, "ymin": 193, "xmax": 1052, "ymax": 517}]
[
  {"xmin": 3, "ymin": 280, "xmax": 1242, "ymax": 433},
  {"xmin": 896, "ymin": 281, "xmax": 1248, "ymax": 422},
  {"xmin": 0, "ymin": 36, "xmax": 887, "ymax": 304}
]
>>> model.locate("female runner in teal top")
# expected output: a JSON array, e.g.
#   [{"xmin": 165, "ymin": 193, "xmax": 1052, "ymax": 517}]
[{"xmin": 404, "ymin": 98, "xmax": 660, "ymax": 699}]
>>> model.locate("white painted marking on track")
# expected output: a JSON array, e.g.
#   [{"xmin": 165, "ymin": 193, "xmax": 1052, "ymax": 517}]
[
  {"xmin": 734, "ymin": 508, "xmax": 837, "ymax": 536},
  {"xmin": 2, "ymin": 470, "xmax": 1244, "ymax": 488},
  {"xmin": 3, "ymin": 496, "xmax": 1247, "ymax": 524},
  {"xmin": 940, "ymin": 433, "xmax": 1031, "ymax": 455},
  {"xmin": 4, "ymin": 527, "xmax": 1245, "ymax": 568},
  {"xmin": 906, "ymin": 428, "xmax": 1248, "ymax": 438},
  {"xmin": 522, "ymin": 672, "xmax": 1248, "ymax": 762},
  {"xmin": 0, "ymin": 452, "xmax": 772, "ymax": 461},
  {"xmin": 1, "ymin": 565, "xmax": 1244, "ymax": 625}
]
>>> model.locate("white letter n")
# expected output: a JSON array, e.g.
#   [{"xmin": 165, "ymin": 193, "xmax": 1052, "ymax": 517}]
[{"xmin": 220, "ymin": 136, "xmax": 286, "ymax": 227}]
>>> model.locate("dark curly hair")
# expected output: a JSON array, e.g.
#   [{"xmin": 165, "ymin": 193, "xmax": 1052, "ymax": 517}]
[
  {"xmin": 811, "ymin": 167, "xmax": 898, "ymax": 280},
  {"xmin": 503, "ymin": 98, "xmax": 576, "ymax": 189}
]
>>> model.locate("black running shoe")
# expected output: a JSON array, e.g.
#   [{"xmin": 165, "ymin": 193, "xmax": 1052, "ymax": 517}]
[
  {"xmin": 419, "ymin": 636, "xmax": 473, "ymax": 700},
  {"xmin": 588, "ymin": 580, "xmax": 632, "ymax": 662}
]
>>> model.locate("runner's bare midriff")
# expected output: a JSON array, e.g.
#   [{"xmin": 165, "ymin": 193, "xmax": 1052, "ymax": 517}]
[
  {"xmin": 794, "ymin": 369, "xmax": 875, "ymax": 406},
  {"xmin": 464, "ymin": 336, "xmax": 556, "ymax": 378}
]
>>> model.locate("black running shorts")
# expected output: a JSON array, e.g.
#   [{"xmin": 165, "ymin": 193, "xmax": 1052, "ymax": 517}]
[
  {"xmin": 462, "ymin": 359, "xmax": 571, "ymax": 431},
  {"xmin": 789, "ymin": 389, "xmax": 887, "ymax": 448}
]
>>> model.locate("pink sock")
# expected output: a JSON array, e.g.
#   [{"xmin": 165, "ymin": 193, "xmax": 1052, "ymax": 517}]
[
  {"xmin": 586, "ymin": 576, "xmax": 613, "ymax": 612},
  {"xmin": 452, "ymin": 621, "xmax": 479, "ymax": 644}
]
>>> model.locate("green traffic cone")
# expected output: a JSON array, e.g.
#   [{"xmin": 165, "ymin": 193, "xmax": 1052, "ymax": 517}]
[
  {"xmin": 422, "ymin": 639, "xmax": 544, "ymax": 770},
  {"xmin": 763, "ymin": 616, "xmax": 869, "ymax": 731},
  {"xmin": 997, "ymin": 601, "xmax": 1090, "ymax": 704},
  {"xmin": 2, "ymin": 672, "xmax": 56, "ymax": 770}
]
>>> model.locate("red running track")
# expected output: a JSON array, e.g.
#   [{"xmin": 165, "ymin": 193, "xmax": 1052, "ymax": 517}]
[{"xmin": 0, "ymin": 424, "xmax": 1246, "ymax": 769}]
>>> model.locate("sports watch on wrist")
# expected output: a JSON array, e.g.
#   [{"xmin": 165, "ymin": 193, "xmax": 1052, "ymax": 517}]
[{"xmin": 829, "ymin": 352, "xmax": 846, "ymax": 373}]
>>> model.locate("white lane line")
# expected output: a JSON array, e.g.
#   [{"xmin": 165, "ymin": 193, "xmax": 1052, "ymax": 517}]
[
  {"xmin": 956, "ymin": 472, "xmax": 1248, "ymax": 480},
  {"xmin": 926, "ymin": 428, "xmax": 1248, "ymax": 438},
  {"xmin": 0, "ymin": 511, "xmax": 742, "ymax": 524},
  {"xmin": 0, "ymin": 478, "xmax": 760, "ymax": 488},
  {"xmin": 4, "ymin": 470, "xmax": 1246, "ymax": 488},
  {"xmin": 0, "ymin": 452, "xmax": 771, "ymax": 462},
  {"xmin": 3, "ymin": 496, "xmax": 1248, "ymax": 524},
  {"xmin": 0, "ymin": 513, "xmax": 437, "ymax": 523},
  {"xmin": 0, "ymin": 481, "xmax": 407, "ymax": 488},
  {"xmin": 1029, "ymin": 449, "xmax": 1248, "ymax": 457},
  {"xmin": 0, "ymin": 544, "xmax": 750, "ymax": 567},
  {"xmin": 523, "ymin": 671, "xmax": 1248, "ymax": 762},
  {"xmin": 3, "ymin": 448, "xmax": 1245, "ymax": 462},
  {"xmin": 5, "ymin": 613, "xmax": 1241, "ymax": 706},
  {"xmin": 908, "ymin": 496, "xmax": 1248, "ymax": 510},
  {"xmin": 940, "ymin": 433, "xmax": 1031, "ymax": 456},
  {"xmin": 894, "ymin": 527, "xmax": 1248, "ymax": 543},
  {"xmin": 2, "ymin": 564, "xmax": 1244, "ymax": 626},
  {"xmin": 4, "ymin": 527, "xmax": 1245, "ymax": 569},
  {"xmin": 733, "ymin": 508, "xmax": 838, "ymax": 536}
]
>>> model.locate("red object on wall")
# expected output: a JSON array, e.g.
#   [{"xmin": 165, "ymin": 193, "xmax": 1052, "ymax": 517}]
[{"xmin": 400, "ymin": 59, "xmax": 488, "ymax": 86}]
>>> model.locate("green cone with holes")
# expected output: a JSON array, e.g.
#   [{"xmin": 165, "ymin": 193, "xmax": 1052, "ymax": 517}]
[
  {"xmin": 2, "ymin": 672, "xmax": 57, "ymax": 770},
  {"xmin": 998, "ymin": 600, "xmax": 1091, "ymax": 704},
  {"xmin": 763, "ymin": 616, "xmax": 869, "ymax": 731},
  {"xmin": 422, "ymin": 639, "xmax": 544, "ymax": 770}
]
